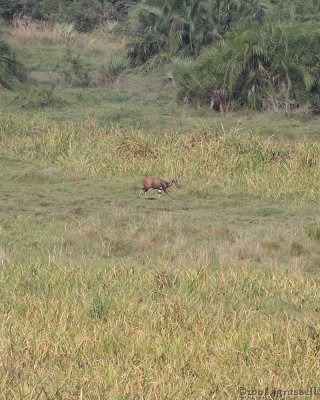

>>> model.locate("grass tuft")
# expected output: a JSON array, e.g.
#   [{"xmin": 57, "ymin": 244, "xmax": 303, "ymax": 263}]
[{"xmin": 307, "ymin": 225, "xmax": 320, "ymax": 242}]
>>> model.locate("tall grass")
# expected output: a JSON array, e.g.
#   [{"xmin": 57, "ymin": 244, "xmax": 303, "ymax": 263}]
[
  {"xmin": 1, "ymin": 112, "xmax": 320, "ymax": 398},
  {"xmin": 8, "ymin": 19, "xmax": 74, "ymax": 46},
  {"xmin": 1, "ymin": 112, "xmax": 320, "ymax": 200},
  {"xmin": 1, "ymin": 260, "xmax": 320, "ymax": 399},
  {"xmin": 5, "ymin": 20, "xmax": 122, "ymax": 51}
]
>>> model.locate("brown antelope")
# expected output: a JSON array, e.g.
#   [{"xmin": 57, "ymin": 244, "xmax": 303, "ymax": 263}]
[{"xmin": 139, "ymin": 177, "xmax": 179, "ymax": 198}]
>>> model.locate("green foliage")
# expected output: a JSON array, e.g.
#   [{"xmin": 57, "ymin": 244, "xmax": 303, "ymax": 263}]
[
  {"xmin": 55, "ymin": 22, "xmax": 76, "ymax": 41},
  {"xmin": 100, "ymin": 54, "xmax": 131, "ymax": 83},
  {"xmin": 14, "ymin": 84, "xmax": 68, "ymax": 109},
  {"xmin": 127, "ymin": 0, "xmax": 266, "ymax": 66},
  {"xmin": 63, "ymin": 49, "xmax": 91, "ymax": 87},
  {"xmin": 270, "ymin": 0, "xmax": 320, "ymax": 23},
  {"xmin": 61, "ymin": 0, "xmax": 109, "ymax": 32},
  {"xmin": 175, "ymin": 23, "xmax": 320, "ymax": 112},
  {"xmin": 0, "ymin": 40, "xmax": 26, "ymax": 89}
]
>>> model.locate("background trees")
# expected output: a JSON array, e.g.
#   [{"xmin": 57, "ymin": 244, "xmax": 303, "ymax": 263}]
[
  {"xmin": 126, "ymin": 0, "xmax": 266, "ymax": 65},
  {"xmin": 175, "ymin": 23, "xmax": 320, "ymax": 112}
]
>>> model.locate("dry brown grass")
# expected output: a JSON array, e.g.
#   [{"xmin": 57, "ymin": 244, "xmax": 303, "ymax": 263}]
[{"xmin": 1, "ymin": 260, "xmax": 320, "ymax": 399}]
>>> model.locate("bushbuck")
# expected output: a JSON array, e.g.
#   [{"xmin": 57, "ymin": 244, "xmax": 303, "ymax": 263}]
[{"xmin": 139, "ymin": 177, "xmax": 179, "ymax": 198}]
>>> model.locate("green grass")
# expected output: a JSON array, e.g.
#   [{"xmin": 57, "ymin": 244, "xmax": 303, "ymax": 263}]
[{"xmin": 2, "ymin": 74, "xmax": 320, "ymax": 137}]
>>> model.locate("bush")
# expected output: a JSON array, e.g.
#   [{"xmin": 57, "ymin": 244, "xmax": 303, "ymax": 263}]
[
  {"xmin": 174, "ymin": 23, "xmax": 320, "ymax": 113},
  {"xmin": 270, "ymin": 0, "xmax": 320, "ymax": 23},
  {"xmin": 0, "ymin": 39, "xmax": 26, "ymax": 89},
  {"xmin": 126, "ymin": 0, "xmax": 266, "ymax": 66},
  {"xmin": 62, "ymin": 0, "xmax": 108, "ymax": 32},
  {"xmin": 62, "ymin": 49, "xmax": 91, "ymax": 87},
  {"xmin": 100, "ymin": 54, "xmax": 130, "ymax": 83}
]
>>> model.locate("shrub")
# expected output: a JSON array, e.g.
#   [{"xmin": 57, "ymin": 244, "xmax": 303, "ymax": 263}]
[
  {"xmin": 0, "ymin": 39, "xmax": 26, "ymax": 89},
  {"xmin": 126, "ymin": 0, "xmax": 266, "ymax": 66},
  {"xmin": 307, "ymin": 225, "xmax": 320, "ymax": 242},
  {"xmin": 174, "ymin": 23, "xmax": 320, "ymax": 113},
  {"xmin": 15, "ymin": 84, "xmax": 68, "ymax": 109},
  {"xmin": 270, "ymin": 0, "xmax": 320, "ymax": 23},
  {"xmin": 62, "ymin": 49, "xmax": 91, "ymax": 87},
  {"xmin": 100, "ymin": 54, "xmax": 130, "ymax": 83},
  {"xmin": 56, "ymin": 22, "xmax": 75, "ymax": 41}
]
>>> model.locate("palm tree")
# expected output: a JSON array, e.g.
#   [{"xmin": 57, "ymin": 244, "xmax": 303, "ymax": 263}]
[
  {"xmin": 175, "ymin": 22, "xmax": 320, "ymax": 112},
  {"xmin": 127, "ymin": 0, "xmax": 265, "ymax": 66}
]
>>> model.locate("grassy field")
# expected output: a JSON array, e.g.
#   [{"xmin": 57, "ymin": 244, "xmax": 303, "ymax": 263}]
[
  {"xmin": 1, "ymin": 23, "xmax": 320, "ymax": 399},
  {"xmin": 1, "ymin": 113, "xmax": 320, "ymax": 398}
]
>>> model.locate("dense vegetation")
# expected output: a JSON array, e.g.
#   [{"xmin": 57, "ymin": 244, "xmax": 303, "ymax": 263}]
[
  {"xmin": 125, "ymin": 0, "xmax": 320, "ymax": 61},
  {"xmin": 270, "ymin": 0, "xmax": 320, "ymax": 22},
  {"xmin": 126, "ymin": 0, "xmax": 265, "ymax": 65},
  {"xmin": 175, "ymin": 23, "xmax": 320, "ymax": 112},
  {"xmin": 0, "ymin": 39, "xmax": 26, "ymax": 88},
  {"xmin": 125, "ymin": 0, "xmax": 320, "ymax": 112}
]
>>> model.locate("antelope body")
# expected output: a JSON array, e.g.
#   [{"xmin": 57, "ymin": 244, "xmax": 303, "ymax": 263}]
[{"xmin": 139, "ymin": 177, "xmax": 178, "ymax": 198}]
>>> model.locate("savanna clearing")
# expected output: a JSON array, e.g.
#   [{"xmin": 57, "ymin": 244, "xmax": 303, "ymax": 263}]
[{"xmin": 1, "ymin": 23, "xmax": 320, "ymax": 400}]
